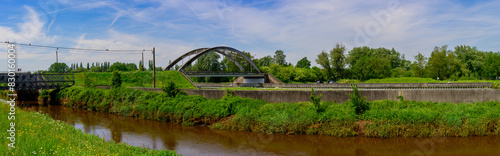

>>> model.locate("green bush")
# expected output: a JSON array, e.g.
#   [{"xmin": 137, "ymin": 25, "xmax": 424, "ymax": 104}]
[
  {"xmin": 348, "ymin": 83, "xmax": 369, "ymax": 116},
  {"xmin": 162, "ymin": 81, "xmax": 186, "ymax": 98},
  {"xmin": 112, "ymin": 71, "xmax": 122, "ymax": 88},
  {"xmin": 310, "ymin": 88, "xmax": 323, "ymax": 113}
]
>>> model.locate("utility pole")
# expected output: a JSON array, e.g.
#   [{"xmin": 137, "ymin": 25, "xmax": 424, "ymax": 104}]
[
  {"xmin": 56, "ymin": 48, "xmax": 59, "ymax": 73},
  {"xmin": 152, "ymin": 47, "xmax": 156, "ymax": 88},
  {"xmin": 142, "ymin": 50, "xmax": 144, "ymax": 71}
]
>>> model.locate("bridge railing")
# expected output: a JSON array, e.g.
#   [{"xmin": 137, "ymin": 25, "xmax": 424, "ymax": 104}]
[{"xmin": 0, "ymin": 73, "xmax": 75, "ymax": 90}]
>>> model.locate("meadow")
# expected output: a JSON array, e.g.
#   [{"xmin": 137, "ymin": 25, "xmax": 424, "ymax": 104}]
[
  {"xmin": 56, "ymin": 86, "xmax": 500, "ymax": 138},
  {"xmin": 0, "ymin": 102, "xmax": 179, "ymax": 155}
]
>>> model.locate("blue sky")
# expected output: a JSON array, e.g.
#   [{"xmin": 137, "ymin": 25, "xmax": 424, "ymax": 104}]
[{"xmin": 1, "ymin": 0, "xmax": 499, "ymax": 72}]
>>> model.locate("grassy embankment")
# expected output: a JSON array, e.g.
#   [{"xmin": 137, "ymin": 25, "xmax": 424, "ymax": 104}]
[
  {"xmin": 57, "ymin": 86, "xmax": 500, "ymax": 138},
  {"xmin": 74, "ymin": 71, "xmax": 195, "ymax": 89},
  {"xmin": 0, "ymin": 103, "xmax": 179, "ymax": 155}
]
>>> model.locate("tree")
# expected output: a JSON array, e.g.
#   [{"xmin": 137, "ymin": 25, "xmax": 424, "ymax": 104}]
[
  {"xmin": 347, "ymin": 46, "xmax": 391, "ymax": 80},
  {"xmin": 221, "ymin": 51, "xmax": 256, "ymax": 73},
  {"xmin": 296, "ymin": 57, "xmax": 311, "ymax": 69},
  {"xmin": 330, "ymin": 43, "xmax": 346, "ymax": 80},
  {"xmin": 483, "ymin": 52, "xmax": 500, "ymax": 79},
  {"xmin": 411, "ymin": 53, "xmax": 427, "ymax": 77},
  {"xmin": 148, "ymin": 60, "xmax": 153, "ymax": 71},
  {"xmin": 256, "ymin": 55, "xmax": 273, "ymax": 67},
  {"xmin": 125, "ymin": 63, "xmax": 138, "ymax": 71},
  {"xmin": 427, "ymin": 45, "xmax": 464, "ymax": 80},
  {"xmin": 315, "ymin": 51, "xmax": 333, "ymax": 80},
  {"xmin": 194, "ymin": 51, "xmax": 222, "ymax": 72},
  {"xmin": 454, "ymin": 45, "xmax": 485, "ymax": 78},
  {"xmin": 139, "ymin": 60, "xmax": 145, "ymax": 71},
  {"xmin": 48, "ymin": 63, "xmax": 70, "ymax": 73},
  {"xmin": 273, "ymin": 50, "xmax": 286, "ymax": 65},
  {"xmin": 109, "ymin": 62, "xmax": 138, "ymax": 71}
]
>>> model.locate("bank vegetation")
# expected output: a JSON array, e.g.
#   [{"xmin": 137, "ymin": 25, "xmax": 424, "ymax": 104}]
[{"xmin": 56, "ymin": 85, "xmax": 500, "ymax": 138}]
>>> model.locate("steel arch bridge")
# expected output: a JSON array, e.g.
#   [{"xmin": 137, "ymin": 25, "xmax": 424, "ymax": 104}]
[{"xmin": 164, "ymin": 46, "xmax": 262, "ymax": 77}]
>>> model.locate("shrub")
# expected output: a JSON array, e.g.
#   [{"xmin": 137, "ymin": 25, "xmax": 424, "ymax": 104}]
[
  {"xmin": 112, "ymin": 71, "xmax": 122, "ymax": 88},
  {"xmin": 397, "ymin": 95, "xmax": 404, "ymax": 101},
  {"xmin": 225, "ymin": 89, "xmax": 235, "ymax": 97},
  {"xmin": 310, "ymin": 88, "xmax": 323, "ymax": 113},
  {"xmin": 348, "ymin": 83, "xmax": 369, "ymax": 117},
  {"xmin": 162, "ymin": 81, "xmax": 186, "ymax": 98}
]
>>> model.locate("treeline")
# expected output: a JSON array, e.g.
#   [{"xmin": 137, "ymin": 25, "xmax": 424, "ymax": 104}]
[
  {"xmin": 44, "ymin": 60, "xmax": 162, "ymax": 73},
  {"xmin": 317, "ymin": 44, "xmax": 500, "ymax": 81},
  {"xmin": 180, "ymin": 44, "xmax": 500, "ymax": 82}
]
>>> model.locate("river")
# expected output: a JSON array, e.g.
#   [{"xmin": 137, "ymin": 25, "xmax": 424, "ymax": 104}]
[{"xmin": 23, "ymin": 105, "xmax": 500, "ymax": 156}]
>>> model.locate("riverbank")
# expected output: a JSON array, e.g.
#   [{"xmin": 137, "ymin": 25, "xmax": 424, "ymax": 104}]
[
  {"xmin": 57, "ymin": 86, "xmax": 500, "ymax": 138},
  {"xmin": 0, "ymin": 102, "xmax": 179, "ymax": 155}
]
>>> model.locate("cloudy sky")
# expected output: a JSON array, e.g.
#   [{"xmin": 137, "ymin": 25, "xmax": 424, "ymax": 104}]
[{"xmin": 1, "ymin": 0, "xmax": 499, "ymax": 72}]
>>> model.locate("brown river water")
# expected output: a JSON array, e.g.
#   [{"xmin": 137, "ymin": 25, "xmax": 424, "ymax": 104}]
[{"xmin": 23, "ymin": 105, "xmax": 500, "ymax": 156}]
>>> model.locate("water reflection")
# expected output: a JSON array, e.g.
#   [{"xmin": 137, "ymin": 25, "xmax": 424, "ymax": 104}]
[{"xmin": 24, "ymin": 106, "xmax": 500, "ymax": 156}]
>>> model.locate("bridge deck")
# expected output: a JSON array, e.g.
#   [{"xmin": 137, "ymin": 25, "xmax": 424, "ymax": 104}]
[{"xmin": 0, "ymin": 73, "xmax": 75, "ymax": 90}]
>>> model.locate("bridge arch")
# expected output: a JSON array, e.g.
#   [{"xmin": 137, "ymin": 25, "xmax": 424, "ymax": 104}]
[{"xmin": 164, "ymin": 46, "xmax": 261, "ymax": 73}]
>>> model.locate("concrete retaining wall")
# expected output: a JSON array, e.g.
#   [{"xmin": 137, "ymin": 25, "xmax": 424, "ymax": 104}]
[{"xmin": 181, "ymin": 89, "xmax": 500, "ymax": 103}]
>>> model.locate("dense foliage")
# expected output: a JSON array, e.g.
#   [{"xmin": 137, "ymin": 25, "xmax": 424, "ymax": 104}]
[
  {"xmin": 47, "ymin": 61, "xmax": 157, "ymax": 73},
  {"xmin": 0, "ymin": 103, "xmax": 179, "ymax": 155}
]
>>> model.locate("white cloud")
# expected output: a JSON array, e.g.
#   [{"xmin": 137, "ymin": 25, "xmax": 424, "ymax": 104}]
[
  {"xmin": 62, "ymin": 30, "xmax": 195, "ymax": 68},
  {"xmin": 0, "ymin": 6, "xmax": 56, "ymax": 44}
]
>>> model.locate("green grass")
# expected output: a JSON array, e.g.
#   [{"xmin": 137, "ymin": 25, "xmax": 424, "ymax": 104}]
[
  {"xmin": 74, "ymin": 71, "xmax": 195, "ymax": 89},
  {"xmin": 0, "ymin": 103, "xmax": 179, "ymax": 155},
  {"xmin": 363, "ymin": 77, "xmax": 440, "ymax": 83},
  {"xmin": 57, "ymin": 86, "xmax": 500, "ymax": 138},
  {"xmin": 362, "ymin": 77, "xmax": 500, "ymax": 89},
  {"xmin": 453, "ymin": 80, "xmax": 500, "ymax": 89}
]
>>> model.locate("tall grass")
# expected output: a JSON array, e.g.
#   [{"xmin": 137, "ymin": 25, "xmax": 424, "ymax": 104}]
[
  {"xmin": 57, "ymin": 86, "xmax": 500, "ymax": 138},
  {"xmin": 0, "ymin": 103, "xmax": 179, "ymax": 155}
]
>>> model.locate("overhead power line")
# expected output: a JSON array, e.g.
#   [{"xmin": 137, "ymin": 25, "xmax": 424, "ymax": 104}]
[{"xmin": 2, "ymin": 41, "xmax": 152, "ymax": 54}]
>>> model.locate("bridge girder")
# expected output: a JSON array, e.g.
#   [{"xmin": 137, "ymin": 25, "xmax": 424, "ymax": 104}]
[{"xmin": 164, "ymin": 46, "xmax": 261, "ymax": 73}]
